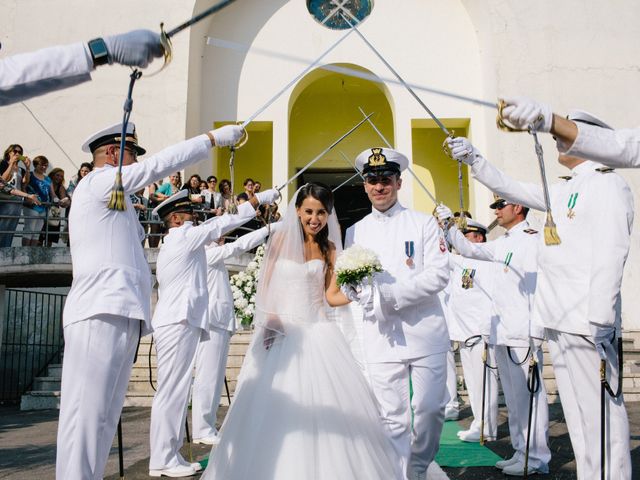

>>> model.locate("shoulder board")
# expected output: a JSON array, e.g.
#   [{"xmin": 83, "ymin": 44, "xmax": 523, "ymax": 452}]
[
  {"xmin": 523, "ymin": 228, "xmax": 538, "ymax": 234},
  {"xmin": 559, "ymin": 175, "xmax": 572, "ymax": 181},
  {"xmin": 595, "ymin": 167, "xmax": 615, "ymax": 173}
]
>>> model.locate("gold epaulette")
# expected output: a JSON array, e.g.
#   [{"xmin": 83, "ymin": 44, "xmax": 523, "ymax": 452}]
[
  {"xmin": 559, "ymin": 176, "xmax": 572, "ymax": 181},
  {"xmin": 596, "ymin": 167, "xmax": 615, "ymax": 173},
  {"xmin": 523, "ymin": 228, "xmax": 538, "ymax": 235}
]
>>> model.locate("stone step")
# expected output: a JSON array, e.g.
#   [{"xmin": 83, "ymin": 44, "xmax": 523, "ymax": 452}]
[
  {"xmin": 20, "ymin": 390, "xmax": 61, "ymax": 410},
  {"xmin": 32, "ymin": 376, "xmax": 61, "ymax": 391},
  {"xmin": 47, "ymin": 363, "xmax": 63, "ymax": 377}
]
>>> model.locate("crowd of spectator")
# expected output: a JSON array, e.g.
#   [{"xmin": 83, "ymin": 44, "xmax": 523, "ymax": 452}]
[{"xmin": 0, "ymin": 147, "xmax": 278, "ymax": 248}]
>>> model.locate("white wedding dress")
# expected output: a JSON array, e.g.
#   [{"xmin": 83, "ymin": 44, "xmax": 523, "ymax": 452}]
[{"xmin": 201, "ymin": 258, "xmax": 402, "ymax": 479}]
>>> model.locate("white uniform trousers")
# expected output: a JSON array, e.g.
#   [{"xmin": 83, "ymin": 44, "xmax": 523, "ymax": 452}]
[
  {"xmin": 444, "ymin": 348, "xmax": 460, "ymax": 413},
  {"xmin": 459, "ymin": 341, "xmax": 498, "ymax": 438},
  {"xmin": 56, "ymin": 315, "xmax": 140, "ymax": 480},
  {"xmin": 495, "ymin": 345, "xmax": 551, "ymax": 469},
  {"xmin": 546, "ymin": 329, "xmax": 631, "ymax": 480},
  {"xmin": 149, "ymin": 322, "xmax": 201, "ymax": 470},
  {"xmin": 191, "ymin": 326, "xmax": 232, "ymax": 439},
  {"xmin": 366, "ymin": 352, "xmax": 447, "ymax": 479}
]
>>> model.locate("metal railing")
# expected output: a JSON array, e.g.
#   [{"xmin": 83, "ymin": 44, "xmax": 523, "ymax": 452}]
[
  {"xmin": 0, "ymin": 289, "xmax": 66, "ymax": 404},
  {"xmin": 0, "ymin": 197, "xmax": 263, "ymax": 248}
]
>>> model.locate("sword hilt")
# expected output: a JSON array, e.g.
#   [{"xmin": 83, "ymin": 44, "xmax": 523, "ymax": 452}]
[{"xmin": 496, "ymin": 98, "xmax": 543, "ymax": 133}]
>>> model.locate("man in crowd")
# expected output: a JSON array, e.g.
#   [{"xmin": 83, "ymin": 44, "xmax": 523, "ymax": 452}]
[
  {"xmin": 343, "ymin": 147, "xmax": 450, "ymax": 480},
  {"xmin": 56, "ymin": 121, "xmax": 244, "ymax": 479},
  {"xmin": 445, "ymin": 113, "xmax": 633, "ymax": 479},
  {"xmin": 437, "ymin": 198, "xmax": 550, "ymax": 476}
]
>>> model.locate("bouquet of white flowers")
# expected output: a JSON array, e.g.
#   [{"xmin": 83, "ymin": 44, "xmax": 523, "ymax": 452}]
[
  {"xmin": 230, "ymin": 244, "xmax": 266, "ymax": 328},
  {"xmin": 334, "ymin": 245, "xmax": 383, "ymax": 287}
]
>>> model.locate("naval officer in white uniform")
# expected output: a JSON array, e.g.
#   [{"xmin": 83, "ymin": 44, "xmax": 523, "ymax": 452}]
[
  {"xmin": 343, "ymin": 147, "xmax": 450, "ymax": 480},
  {"xmin": 444, "ymin": 219, "xmax": 499, "ymax": 443},
  {"xmin": 438, "ymin": 199, "xmax": 551, "ymax": 476},
  {"xmin": 0, "ymin": 30, "xmax": 162, "ymax": 106},
  {"xmin": 446, "ymin": 112, "xmax": 634, "ymax": 479},
  {"xmin": 191, "ymin": 225, "xmax": 273, "ymax": 445},
  {"xmin": 149, "ymin": 188, "xmax": 278, "ymax": 477},
  {"xmin": 56, "ymin": 121, "xmax": 245, "ymax": 480}
]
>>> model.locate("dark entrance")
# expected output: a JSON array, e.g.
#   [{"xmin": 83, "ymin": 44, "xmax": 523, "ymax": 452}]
[{"xmin": 297, "ymin": 168, "xmax": 370, "ymax": 241}]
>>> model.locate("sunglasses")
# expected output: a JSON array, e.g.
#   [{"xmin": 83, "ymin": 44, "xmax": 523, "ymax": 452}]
[
  {"xmin": 365, "ymin": 176, "xmax": 394, "ymax": 186},
  {"xmin": 12, "ymin": 149, "xmax": 23, "ymax": 155},
  {"xmin": 494, "ymin": 202, "xmax": 512, "ymax": 210}
]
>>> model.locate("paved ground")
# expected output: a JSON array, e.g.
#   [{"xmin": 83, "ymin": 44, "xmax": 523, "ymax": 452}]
[{"xmin": 1, "ymin": 402, "xmax": 638, "ymax": 479}]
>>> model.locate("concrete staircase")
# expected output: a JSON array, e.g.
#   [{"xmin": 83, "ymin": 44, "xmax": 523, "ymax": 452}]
[
  {"xmin": 20, "ymin": 331, "xmax": 640, "ymax": 410},
  {"xmin": 124, "ymin": 329, "xmax": 252, "ymax": 407}
]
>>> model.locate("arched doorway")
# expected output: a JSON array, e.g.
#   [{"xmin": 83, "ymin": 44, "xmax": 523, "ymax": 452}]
[{"xmin": 287, "ymin": 63, "xmax": 394, "ymax": 233}]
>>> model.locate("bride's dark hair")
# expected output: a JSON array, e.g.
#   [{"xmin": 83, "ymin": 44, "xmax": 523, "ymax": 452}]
[{"xmin": 295, "ymin": 183, "xmax": 334, "ymax": 268}]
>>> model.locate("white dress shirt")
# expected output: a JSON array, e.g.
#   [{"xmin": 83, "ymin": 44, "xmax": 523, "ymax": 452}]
[
  {"xmin": 152, "ymin": 202, "xmax": 258, "ymax": 331},
  {"xmin": 345, "ymin": 202, "xmax": 450, "ymax": 362},
  {"xmin": 562, "ymin": 122, "xmax": 640, "ymax": 168},
  {"xmin": 64, "ymin": 135, "xmax": 212, "ymax": 331},
  {"xmin": 471, "ymin": 157, "xmax": 634, "ymax": 335},
  {"xmin": 448, "ymin": 221, "xmax": 540, "ymax": 347},
  {"xmin": 446, "ymin": 254, "xmax": 495, "ymax": 342},
  {"xmin": 0, "ymin": 43, "xmax": 92, "ymax": 105},
  {"xmin": 205, "ymin": 226, "xmax": 270, "ymax": 332}
]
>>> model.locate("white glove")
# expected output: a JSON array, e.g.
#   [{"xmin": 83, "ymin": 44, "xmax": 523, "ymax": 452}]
[
  {"xmin": 435, "ymin": 204, "xmax": 453, "ymax": 224},
  {"xmin": 501, "ymin": 96, "xmax": 553, "ymax": 133},
  {"xmin": 103, "ymin": 30, "xmax": 163, "ymax": 68},
  {"xmin": 210, "ymin": 125, "xmax": 245, "ymax": 147},
  {"xmin": 255, "ymin": 188, "xmax": 279, "ymax": 205},
  {"xmin": 589, "ymin": 321, "xmax": 615, "ymax": 346},
  {"xmin": 340, "ymin": 284, "xmax": 359, "ymax": 303},
  {"xmin": 445, "ymin": 137, "xmax": 479, "ymax": 166}
]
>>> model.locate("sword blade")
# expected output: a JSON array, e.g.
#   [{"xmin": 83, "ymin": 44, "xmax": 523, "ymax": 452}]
[
  {"xmin": 277, "ymin": 113, "xmax": 373, "ymax": 192},
  {"xmin": 167, "ymin": 0, "xmax": 238, "ymax": 38},
  {"xmin": 205, "ymin": 37, "xmax": 497, "ymax": 109}
]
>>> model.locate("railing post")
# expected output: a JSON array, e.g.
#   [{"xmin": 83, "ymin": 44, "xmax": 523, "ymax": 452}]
[{"xmin": 0, "ymin": 285, "xmax": 5, "ymax": 358}]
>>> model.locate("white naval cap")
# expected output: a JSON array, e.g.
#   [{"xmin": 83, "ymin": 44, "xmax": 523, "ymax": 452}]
[
  {"xmin": 81, "ymin": 122, "xmax": 147, "ymax": 155},
  {"xmin": 355, "ymin": 147, "xmax": 409, "ymax": 177},
  {"xmin": 152, "ymin": 190, "xmax": 193, "ymax": 219},
  {"xmin": 461, "ymin": 218, "xmax": 488, "ymax": 235},
  {"xmin": 567, "ymin": 110, "xmax": 613, "ymax": 130}
]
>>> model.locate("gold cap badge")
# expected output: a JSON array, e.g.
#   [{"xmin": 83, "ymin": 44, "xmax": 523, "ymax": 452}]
[{"xmin": 368, "ymin": 148, "xmax": 387, "ymax": 166}]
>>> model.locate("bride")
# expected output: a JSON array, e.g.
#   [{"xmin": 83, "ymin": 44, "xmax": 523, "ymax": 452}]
[{"xmin": 201, "ymin": 183, "xmax": 402, "ymax": 479}]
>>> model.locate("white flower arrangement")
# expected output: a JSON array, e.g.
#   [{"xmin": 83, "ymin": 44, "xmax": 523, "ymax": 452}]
[
  {"xmin": 230, "ymin": 244, "xmax": 266, "ymax": 328},
  {"xmin": 334, "ymin": 245, "xmax": 383, "ymax": 287}
]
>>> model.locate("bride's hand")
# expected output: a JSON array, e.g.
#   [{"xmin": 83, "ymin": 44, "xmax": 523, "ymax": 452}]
[{"xmin": 263, "ymin": 316, "xmax": 284, "ymax": 350}]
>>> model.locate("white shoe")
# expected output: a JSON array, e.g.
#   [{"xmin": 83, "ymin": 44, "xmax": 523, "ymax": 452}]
[
  {"xmin": 193, "ymin": 434, "xmax": 220, "ymax": 445},
  {"xmin": 177, "ymin": 455, "xmax": 202, "ymax": 472},
  {"xmin": 456, "ymin": 429, "xmax": 481, "ymax": 442},
  {"xmin": 149, "ymin": 464, "xmax": 196, "ymax": 477},
  {"xmin": 502, "ymin": 459, "xmax": 548, "ymax": 476},
  {"xmin": 444, "ymin": 407, "xmax": 459, "ymax": 421},
  {"xmin": 495, "ymin": 453, "xmax": 520, "ymax": 470}
]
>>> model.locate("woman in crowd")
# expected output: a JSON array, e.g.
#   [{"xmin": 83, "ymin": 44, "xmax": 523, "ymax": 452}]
[
  {"xmin": 203, "ymin": 175, "xmax": 223, "ymax": 216},
  {"xmin": 0, "ymin": 144, "xmax": 30, "ymax": 247},
  {"xmin": 182, "ymin": 173, "xmax": 204, "ymax": 205},
  {"xmin": 242, "ymin": 177, "xmax": 255, "ymax": 201},
  {"xmin": 23, "ymin": 156, "xmax": 54, "ymax": 246},
  {"xmin": 66, "ymin": 162, "xmax": 92, "ymax": 198},
  {"xmin": 43, "ymin": 167, "xmax": 70, "ymax": 246},
  {"xmin": 218, "ymin": 179, "xmax": 234, "ymax": 212}
]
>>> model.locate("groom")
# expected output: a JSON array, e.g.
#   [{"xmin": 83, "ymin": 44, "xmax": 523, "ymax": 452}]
[{"xmin": 344, "ymin": 147, "xmax": 450, "ymax": 480}]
